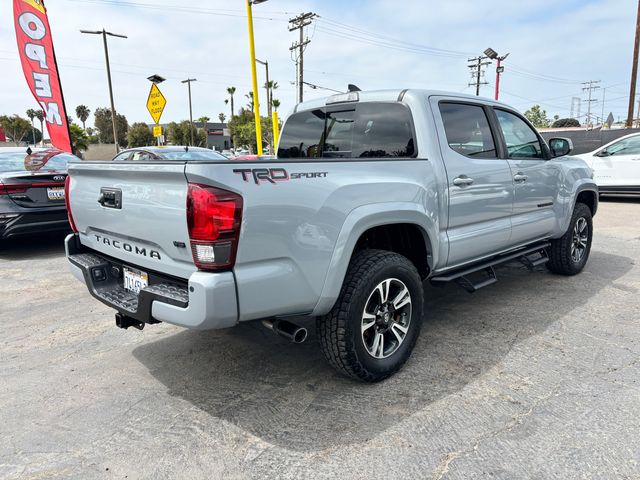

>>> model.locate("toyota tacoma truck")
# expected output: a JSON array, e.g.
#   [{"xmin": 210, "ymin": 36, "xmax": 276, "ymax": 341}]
[{"xmin": 65, "ymin": 89, "xmax": 598, "ymax": 382}]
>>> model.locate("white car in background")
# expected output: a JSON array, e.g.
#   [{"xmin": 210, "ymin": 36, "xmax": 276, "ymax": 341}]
[{"xmin": 574, "ymin": 133, "xmax": 640, "ymax": 194}]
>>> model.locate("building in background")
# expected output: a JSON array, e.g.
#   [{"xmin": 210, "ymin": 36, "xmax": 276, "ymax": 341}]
[{"xmin": 151, "ymin": 122, "xmax": 231, "ymax": 151}]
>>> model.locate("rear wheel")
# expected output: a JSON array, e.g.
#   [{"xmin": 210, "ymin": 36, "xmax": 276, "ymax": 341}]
[
  {"xmin": 317, "ymin": 249, "xmax": 423, "ymax": 382},
  {"xmin": 547, "ymin": 202, "xmax": 593, "ymax": 275}
]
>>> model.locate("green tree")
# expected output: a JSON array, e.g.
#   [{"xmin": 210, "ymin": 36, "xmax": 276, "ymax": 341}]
[
  {"xmin": 227, "ymin": 108, "xmax": 279, "ymax": 153},
  {"xmin": 94, "ymin": 107, "xmax": 128, "ymax": 147},
  {"xmin": 167, "ymin": 120, "xmax": 206, "ymax": 147},
  {"xmin": 26, "ymin": 108, "xmax": 37, "ymax": 144},
  {"xmin": 218, "ymin": 112, "xmax": 226, "ymax": 124},
  {"xmin": 127, "ymin": 122, "xmax": 155, "ymax": 147},
  {"xmin": 0, "ymin": 115, "xmax": 32, "ymax": 144},
  {"xmin": 197, "ymin": 116, "xmax": 210, "ymax": 130},
  {"xmin": 524, "ymin": 105, "xmax": 551, "ymax": 129},
  {"xmin": 69, "ymin": 123, "xmax": 89, "ymax": 154},
  {"xmin": 271, "ymin": 98, "xmax": 281, "ymax": 112},
  {"xmin": 551, "ymin": 118, "xmax": 581, "ymax": 128},
  {"xmin": 34, "ymin": 110, "xmax": 44, "ymax": 144},
  {"xmin": 27, "ymin": 127, "xmax": 43, "ymax": 144},
  {"xmin": 226, "ymin": 86, "xmax": 236, "ymax": 118},
  {"xmin": 75, "ymin": 105, "xmax": 90, "ymax": 131}
]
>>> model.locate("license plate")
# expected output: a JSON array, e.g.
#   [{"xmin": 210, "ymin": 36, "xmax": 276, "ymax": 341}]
[
  {"xmin": 123, "ymin": 267, "xmax": 148, "ymax": 294},
  {"xmin": 47, "ymin": 187, "xmax": 65, "ymax": 200}
]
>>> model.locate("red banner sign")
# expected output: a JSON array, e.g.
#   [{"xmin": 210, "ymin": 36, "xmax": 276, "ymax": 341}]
[{"xmin": 13, "ymin": 0, "xmax": 72, "ymax": 153}]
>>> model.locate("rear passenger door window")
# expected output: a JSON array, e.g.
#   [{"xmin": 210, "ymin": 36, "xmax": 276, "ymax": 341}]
[
  {"xmin": 438, "ymin": 102, "xmax": 497, "ymax": 159},
  {"xmin": 494, "ymin": 109, "xmax": 544, "ymax": 159}
]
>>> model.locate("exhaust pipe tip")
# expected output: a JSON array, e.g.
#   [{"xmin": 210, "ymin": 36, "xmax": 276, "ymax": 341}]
[{"xmin": 262, "ymin": 318, "xmax": 307, "ymax": 344}]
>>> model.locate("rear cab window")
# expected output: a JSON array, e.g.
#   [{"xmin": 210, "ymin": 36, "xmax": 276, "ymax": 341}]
[{"xmin": 278, "ymin": 102, "xmax": 416, "ymax": 159}]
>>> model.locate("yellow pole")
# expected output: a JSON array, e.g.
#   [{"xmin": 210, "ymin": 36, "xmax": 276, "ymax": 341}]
[
  {"xmin": 272, "ymin": 110, "xmax": 279, "ymax": 153},
  {"xmin": 246, "ymin": 0, "xmax": 263, "ymax": 155}
]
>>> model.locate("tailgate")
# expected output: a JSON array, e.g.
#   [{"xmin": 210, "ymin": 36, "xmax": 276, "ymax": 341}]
[{"xmin": 68, "ymin": 162, "xmax": 195, "ymax": 279}]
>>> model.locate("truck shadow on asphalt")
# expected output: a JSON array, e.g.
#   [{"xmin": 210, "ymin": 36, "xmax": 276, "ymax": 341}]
[
  {"xmin": 0, "ymin": 231, "xmax": 67, "ymax": 260},
  {"xmin": 132, "ymin": 250, "xmax": 631, "ymax": 452}
]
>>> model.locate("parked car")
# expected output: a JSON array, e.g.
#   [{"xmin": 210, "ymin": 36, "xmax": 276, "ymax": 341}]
[
  {"xmin": 110, "ymin": 146, "xmax": 227, "ymax": 162},
  {"xmin": 231, "ymin": 154, "xmax": 275, "ymax": 161},
  {"xmin": 65, "ymin": 89, "xmax": 597, "ymax": 382},
  {"xmin": 572, "ymin": 132, "xmax": 640, "ymax": 194},
  {"xmin": 0, "ymin": 147, "xmax": 78, "ymax": 240}
]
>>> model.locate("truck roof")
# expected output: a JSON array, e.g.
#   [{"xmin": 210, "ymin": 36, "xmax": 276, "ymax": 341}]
[{"xmin": 292, "ymin": 88, "xmax": 511, "ymax": 113}]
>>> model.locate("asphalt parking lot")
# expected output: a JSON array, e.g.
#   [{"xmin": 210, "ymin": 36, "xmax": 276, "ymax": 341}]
[{"xmin": 1, "ymin": 198, "xmax": 639, "ymax": 480}]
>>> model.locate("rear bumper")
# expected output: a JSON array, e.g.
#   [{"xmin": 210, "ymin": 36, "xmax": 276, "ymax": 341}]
[
  {"xmin": 0, "ymin": 209, "xmax": 69, "ymax": 239},
  {"xmin": 65, "ymin": 234, "xmax": 238, "ymax": 330}
]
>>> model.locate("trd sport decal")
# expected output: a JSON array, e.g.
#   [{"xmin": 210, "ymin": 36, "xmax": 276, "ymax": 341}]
[{"xmin": 233, "ymin": 168, "xmax": 328, "ymax": 185}]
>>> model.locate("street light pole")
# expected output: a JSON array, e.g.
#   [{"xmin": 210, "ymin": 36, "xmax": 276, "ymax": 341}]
[
  {"xmin": 256, "ymin": 58, "xmax": 270, "ymax": 116},
  {"xmin": 246, "ymin": 0, "xmax": 267, "ymax": 155},
  {"xmin": 484, "ymin": 47, "xmax": 509, "ymax": 101},
  {"xmin": 181, "ymin": 78, "xmax": 197, "ymax": 146},
  {"xmin": 80, "ymin": 29, "xmax": 127, "ymax": 154}
]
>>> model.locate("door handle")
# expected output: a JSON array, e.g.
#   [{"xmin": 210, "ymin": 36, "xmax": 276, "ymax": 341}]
[
  {"xmin": 514, "ymin": 173, "xmax": 528, "ymax": 183},
  {"xmin": 453, "ymin": 176, "xmax": 474, "ymax": 187}
]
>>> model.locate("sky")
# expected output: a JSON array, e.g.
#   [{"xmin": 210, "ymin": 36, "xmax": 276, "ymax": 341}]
[{"xmin": 0, "ymin": 0, "xmax": 637, "ymax": 137}]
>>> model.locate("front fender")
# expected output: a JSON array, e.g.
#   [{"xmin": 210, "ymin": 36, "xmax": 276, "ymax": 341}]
[
  {"xmin": 311, "ymin": 202, "xmax": 439, "ymax": 316},
  {"xmin": 557, "ymin": 179, "xmax": 598, "ymax": 236}
]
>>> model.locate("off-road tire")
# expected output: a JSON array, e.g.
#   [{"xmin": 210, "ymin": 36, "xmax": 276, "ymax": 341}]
[
  {"xmin": 317, "ymin": 249, "xmax": 423, "ymax": 382},
  {"xmin": 547, "ymin": 202, "xmax": 593, "ymax": 275}
]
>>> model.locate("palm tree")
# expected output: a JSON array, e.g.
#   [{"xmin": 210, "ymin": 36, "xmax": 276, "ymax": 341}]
[
  {"xmin": 218, "ymin": 113, "xmax": 226, "ymax": 124},
  {"xmin": 75, "ymin": 105, "xmax": 90, "ymax": 131},
  {"xmin": 197, "ymin": 116, "xmax": 210, "ymax": 130},
  {"xmin": 245, "ymin": 92, "xmax": 254, "ymax": 113},
  {"xmin": 26, "ymin": 108, "xmax": 36, "ymax": 145},
  {"xmin": 34, "ymin": 110, "xmax": 44, "ymax": 146},
  {"xmin": 226, "ymin": 86, "xmax": 236, "ymax": 118},
  {"xmin": 264, "ymin": 81, "xmax": 279, "ymax": 117},
  {"xmin": 271, "ymin": 99, "xmax": 281, "ymax": 112}
]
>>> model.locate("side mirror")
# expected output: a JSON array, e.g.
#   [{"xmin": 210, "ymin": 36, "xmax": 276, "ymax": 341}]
[
  {"xmin": 549, "ymin": 137, "xmax": 573, "ymax": 157},
  {"xmin": 595, "ymin": 149, "xmax": 610, "ymax": 157}
]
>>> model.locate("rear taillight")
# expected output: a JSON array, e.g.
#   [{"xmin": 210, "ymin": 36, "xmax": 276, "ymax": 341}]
[
  {"xmin": 0, "ymin": 183, "xmax": 29, "ymax": 195},
  {"xmin": 186, "ymin": 183, "xmax": 243, "ymax": 271},
  {"xmin": 64, "ymin": 176, "xmax": 78, "ymax": 233}
]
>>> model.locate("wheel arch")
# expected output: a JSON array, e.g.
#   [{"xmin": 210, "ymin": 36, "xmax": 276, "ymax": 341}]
[{"xmin": 311, "ymin": 203, "xmax": 437, "ymax": 316}]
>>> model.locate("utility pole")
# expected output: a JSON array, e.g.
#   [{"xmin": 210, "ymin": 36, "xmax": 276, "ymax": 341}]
[
  {"xmin": 181, "ymin": 78, "xmax": 197, "ymax": 146},
  {"xmin": 467, "ymin": 55, "xmax": 490, "ymax": 96},
  {"xmin": 582, "ymin": 80, "xmax": 601, "ymax": 126},
  {"xmin": 80, "ymin": 29, "xmax": 127, "ymax": 154},
  {"xmin": 289, "ymin": 12, "xmax": 316, "ymax": 103},
  {"xmin": 627, "ymin": 0, "xmax": 640, "ymax": 127}
]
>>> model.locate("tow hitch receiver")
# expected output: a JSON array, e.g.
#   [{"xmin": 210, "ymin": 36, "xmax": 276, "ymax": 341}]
[{"xmin": 115, "ymin": 313, "xmax": 145, "ymax": 330}]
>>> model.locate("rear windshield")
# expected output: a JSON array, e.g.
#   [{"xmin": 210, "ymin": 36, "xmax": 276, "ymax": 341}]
[
  {"xmin": 0, "ymin": 151, "xmax": 74, "ymax": 173},
  {"xmin": 278, "ymin": 102, "xmax": 416, "ymax": 159}
]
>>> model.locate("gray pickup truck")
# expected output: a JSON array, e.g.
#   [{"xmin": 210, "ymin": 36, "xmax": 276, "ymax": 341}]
[{"xmin": 65, "ymin": 89, "xmax": 597, "ymax": 382}]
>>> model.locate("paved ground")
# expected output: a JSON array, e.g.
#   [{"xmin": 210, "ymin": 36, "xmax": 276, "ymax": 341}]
[{"xmin": 1, "ymin": 197, "xmax": 639, "ymax": 479}]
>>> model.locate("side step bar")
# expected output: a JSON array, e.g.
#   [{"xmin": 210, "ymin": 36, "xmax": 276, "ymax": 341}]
[{"xmin": 430, "ymin": 242, "xmax": 550, "ymax": 293}]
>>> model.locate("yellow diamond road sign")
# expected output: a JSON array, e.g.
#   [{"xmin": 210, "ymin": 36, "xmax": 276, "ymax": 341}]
[{"xmin": 146, "ymin": 83, "xmax": 166, "ymax": 124}]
